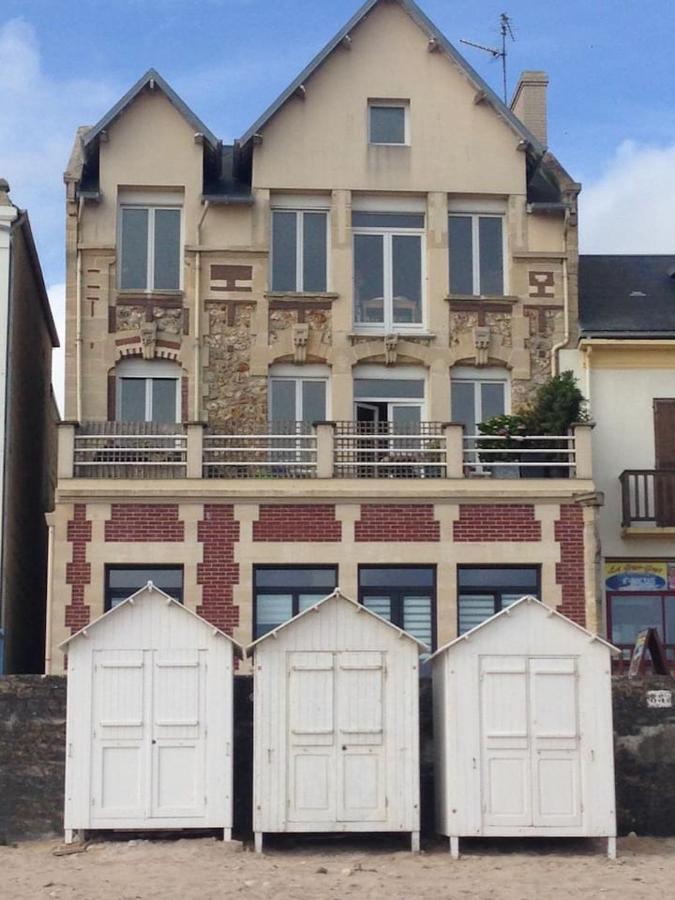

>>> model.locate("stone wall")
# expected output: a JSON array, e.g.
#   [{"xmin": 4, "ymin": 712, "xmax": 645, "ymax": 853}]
[
  {"xmin": 613, "ymin": 676, "xmax": 675, "ymax": 836},
  {"xmin": 0, "ymin": 676, "xmax": 66, "ymax": 841}
]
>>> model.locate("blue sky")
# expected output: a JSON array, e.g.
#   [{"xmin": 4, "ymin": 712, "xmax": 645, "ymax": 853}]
[{"xmin": 2, "ymin": 0, "xmax": 675, "ymax": 400}]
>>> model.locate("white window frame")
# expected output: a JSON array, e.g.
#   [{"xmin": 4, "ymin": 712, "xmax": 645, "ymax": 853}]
[
  {"xmin": 448, "ymin": 212, "xmax": 508, "ymax": 296},
  {"xmin": 268, "ymin": 364, "xmax": 330, "ymax": 423},
  {"xmin": 368, "ymin": 99, "xmax": 410, "ymax": 146},
  {"xmin": 352, "ymin": 217, "xmax": 426, "ymax": 334},
  {"xmin": 353, "ymin": 363, "xmax": 427, "ymax": 420},
  {"xmin": 117, "ymin": 199, "xmax": 183, "ymax": 292},
  {"xmin": 450, "ymin": 366, "xmax": 511, "ymax": 425},
  {"xmin": 269, "ymin": 208, "xmax": 330, "ymax": 293},
  {"xmin": 116, "ymin": 358, "xmax": 181, "ymax": 424}
]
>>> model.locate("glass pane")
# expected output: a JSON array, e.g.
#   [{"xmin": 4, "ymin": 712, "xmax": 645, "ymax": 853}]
[
  {"xmin": 392, "ymin": 405, "xmax": 422, "ymax": 427},
  {"xmin": 666, "ymin": 597, "xmax": 675, "ymax": 644},
  {"xmin": 451, "ymin": 381, "xmax": 476, "ymax": 432},
  {"xmin": 481, "ymin": 382, "xmax": 506, "ymax": 422},
  {"xmin": 458, "ymin": 567, "xmax": 539, "ymax": 589},
  {"xmin": 270, "ymin": 379, "xmax": 296, "ymax": 423},
  {"xmin": 255, "ymin": 567, "xmax": 337, "ymax": 589},
  {"xmin": 610, "ymin": 595, "xmax": 663, "ymax": 646},
  {"xmin": 298, "ymin": 593, "xmax": 330, "ymax": 612},
  {"xmin": 360, "ymin": 567, "xmax": 434, "ymax": 588},
  {"xmin": 392, "ymin": 235, "xmax": 422, "ymax": 324},
  {"xmin": 369, "ymin": 106, "xmax": 406, "ymax": 144},
  {"xmin": 354, "ymin": 234, "xmax": 384, "ymax": 323},
  {"xmin": 119, "ymin": 378, "xmax": 146, "ymax": 422},
  {"xmin": 301, "ymin": 380, "xmax": 326, "ymax": 424},
  {"xmin": 354, "ymin": 378, "xmax": 424, "ymax": 399},
  {"xmin": 403, "ymin": 595, "xmax": 432, "ymax": 647},
  {"xmin": 479, "ymin": 217, "xmax": 504, "ymax": 295},
  {"xmin": 362, "ymin": 596, "xmax": 392, "ymax": 620},
  {"xmin": 352, "ymin": 212, "xmax": 424, "ymax": 229},
  {"xmin": 459, "ymin": 594, "xmax": 496, "ymax": 635},
  {"xmin": 448, "ymin": 216, "xmax": 473, "ymax": 294},
  {"xmin": 501, "ymin": 592, "xmax": 536, "ymax": 607},
  {"xmin": 120, "ymin": 208, "xmax": 148, "ymax": 290},
  {"xmin": 151, "ymin": 378, "xmax": 177, "ymax": 424},
  {"xmin": 255, "ymin": 594, "xmax": 293, "ymax": 638},
  {"xmin": 271, "ymin": 211, "xmax": 297, "ymax": 291},
  {"xmin": 302, "ymin": 212, "xmax": 327, "ymax": 292},
  {"xmin": 108, "ymin": 566, "xmax": 183, "ymax": 608},
  {"xmin": 153, "ymin": 208, "xmax": 181, "ymax": 290}
]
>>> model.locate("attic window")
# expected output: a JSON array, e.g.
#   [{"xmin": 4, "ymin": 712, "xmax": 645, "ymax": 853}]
[{"xmin": 369, "ymin": 101, "xmax": 409, "ymax": 145}]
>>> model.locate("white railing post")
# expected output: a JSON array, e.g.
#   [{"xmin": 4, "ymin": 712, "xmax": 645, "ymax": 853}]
[
  {"xmin": 444, "ymin": 422, "xmax": 465, "ymax": 478},
  {"xmin": 186, "ymin": 422, "xmax": 204, "ymax": 478},
  {"xmin": 315, "ymin": 421, "xmax": 335, "ymax": 479},
  {"xmin": 58, "ymin": 421, "xmax": 77, "ymax": 479},
  {"xmin": 572, "ymin": 422, "xmax": 594, "ymax": 480}
]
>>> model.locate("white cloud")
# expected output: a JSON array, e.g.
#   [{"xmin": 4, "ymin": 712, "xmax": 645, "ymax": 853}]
[
  {"xmin": 580, "ymin": 140, "xmax": 675, "ymax": 253},
  {"xmin": 47, "ymin": 283, "xmax": 65, "ymax": 414}
]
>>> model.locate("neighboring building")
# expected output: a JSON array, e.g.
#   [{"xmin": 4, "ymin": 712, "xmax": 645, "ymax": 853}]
[
  {"xmin": 47, "ymin": 0, "xmax": 597, "ymax": 674},
  {"xmin": 577, "ymin": 255, "xmax": 675, "ymax": 662},
  {"xmin": 0, "ymin": 180, "xmax": 59, "ymax": 673}
]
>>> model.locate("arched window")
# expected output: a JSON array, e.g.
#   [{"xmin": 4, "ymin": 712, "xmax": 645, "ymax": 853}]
[{"xmin": 116, "ymin": 358, "xmax": 181, "ymax": 424}]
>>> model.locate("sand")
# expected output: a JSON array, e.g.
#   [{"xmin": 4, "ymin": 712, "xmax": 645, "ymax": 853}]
[{"xmin": 1, "ymin": 834, "xmax": 672, "ymax": 900}]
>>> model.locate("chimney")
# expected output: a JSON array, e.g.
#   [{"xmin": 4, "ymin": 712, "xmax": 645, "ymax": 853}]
[{"xmin": 510, "ymin": 71, "xmax": 549, "ymax": 147}]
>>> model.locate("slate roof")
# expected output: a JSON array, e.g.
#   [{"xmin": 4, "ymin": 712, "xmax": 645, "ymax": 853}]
[{"xmin": 579, "ymin": 255, "xmax": 675, "ymax": 337}]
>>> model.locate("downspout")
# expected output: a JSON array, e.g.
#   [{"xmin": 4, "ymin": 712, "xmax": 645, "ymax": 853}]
[
  {"xmin": 194, "ymin": 200, "xmax": 210, "ymax": 418},
  {"xmin": 75, "ymin": 196, "xmax": 84, "ymax": 422},
  {"xmin": 550, "ymin": 207, "xmax": 570, "ymax": 375},
  {"xmin": 44, "ymin": 513, "xmax": 55, "ymax": 674}
]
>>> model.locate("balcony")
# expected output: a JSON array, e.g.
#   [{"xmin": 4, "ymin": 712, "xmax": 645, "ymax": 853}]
[
  {"xmin": 620, "ymin": 469, "xmax": 675, "ymax": 530},
  {"xmin": 60, "ymin": 421, "xmax": 593, "ymax": 484}
]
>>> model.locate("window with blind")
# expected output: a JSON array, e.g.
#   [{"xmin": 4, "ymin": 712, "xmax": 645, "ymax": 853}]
[
  {"xmin": 458, "ymin": 566, "xmax": 540, "ymax": 635},
  {"xmin": 359, "ymin": 565, "xmax": 435, "ymax": 649},
  {"xmin": 253, "ymin": 566, "xmax": 338, "ymax": 639}
]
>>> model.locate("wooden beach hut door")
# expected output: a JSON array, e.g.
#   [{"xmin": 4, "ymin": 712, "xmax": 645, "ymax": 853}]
[
  {"xmin": 287, "ymin": 651, "xmax": 386, "ymax": 824},
  {"xmin": 90, "ymin": 648, "xmax": 207, "ymax": 822},
  {"xmin": 480, "ymin": 656, "xmax": 582, "ymax": 829}
]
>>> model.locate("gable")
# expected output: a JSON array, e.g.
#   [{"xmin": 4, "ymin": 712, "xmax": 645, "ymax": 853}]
[{"xmin": 251, "ymin": 0, "xmax": 528, "ymax": 194}]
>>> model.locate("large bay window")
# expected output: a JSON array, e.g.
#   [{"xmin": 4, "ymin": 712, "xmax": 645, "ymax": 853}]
[
  {"xmin": 449, "ymin": 213, "xmax": 504, "ymax": 296},
  {"xmin": 458, "ymin": 566, "xmax": 540, "ymax": 635},
  {"xmin": 116, "ymin": 358, "xmax": 181, "ymax": 424},
  {"xmin": 271, "ymin": 209, "xmax": 328, "ymax": 292},
  {"xmin": 253, "ymin": 566, "xmax": 338, "ymax": 639},
  {"xmin": 119, "ymin": 201, "xmax": 181, "ymax": 291},
  {"xmin": 353, "ymin": 211, "xmax": 424, "ymax": 331},
  {"xmin": 105, "ymin": 565, "xmax": 184, "ymax": 611},
  {"xmin": 359, "ymin": 565, "xmax": 435, "ymax": 649}
]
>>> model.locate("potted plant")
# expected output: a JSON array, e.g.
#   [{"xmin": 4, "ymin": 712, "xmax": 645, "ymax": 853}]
[{"xmin": 475, "ymin": 413, "xmax": 529, "ymax": 477}]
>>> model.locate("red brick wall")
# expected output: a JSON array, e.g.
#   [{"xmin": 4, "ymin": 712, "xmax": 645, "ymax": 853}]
[
  {"xmin": 355, "ymin": 504, "xmax": 440, "ymax": 542},
  {"xmin": 104, "ymin": 504, "xmax": 184, "ymax": 542},
  {"xmin": 555, "ymin": 503, "xmax": 586, "ymax": 626},
  {"xmin": 197, "ymin": 505, "xmax": 240, "ymax": 633},
  {"xmin": 453, "ymin": 504, "xmax": 542, "ymax": 542},
  {"xmin": 65, "ymin": 504, "xmax": 91, "ymax": 633},
  {"xmin": 253, "ymin": 504, "xmax": 341, "ymax": 542}
]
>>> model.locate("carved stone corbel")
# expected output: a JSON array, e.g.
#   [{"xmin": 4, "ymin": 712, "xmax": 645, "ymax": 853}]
[
  {"xmin": 473, "ymin": 325, "xmax": 490, "ymax": 367},
  {"xmin": 292, "ymin": 323, "xmax": 310, "ymax": 364},
  {"xmin": 140, "ymin": 320, "xmax": 157, "ymax": 360},
  {"xmin": 384, "ymin": 333, "xmax": 399, "ymax": 366}
]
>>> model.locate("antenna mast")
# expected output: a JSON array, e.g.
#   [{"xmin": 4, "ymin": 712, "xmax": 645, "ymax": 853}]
[{"xmin": 460, "ymin": 12, "xmax": 515, "ymax": 103}]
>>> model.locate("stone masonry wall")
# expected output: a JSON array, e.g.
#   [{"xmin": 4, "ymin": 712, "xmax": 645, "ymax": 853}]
[{"xmin": 0, "ymin": 676, "xmax": 66, "ymax": 841}]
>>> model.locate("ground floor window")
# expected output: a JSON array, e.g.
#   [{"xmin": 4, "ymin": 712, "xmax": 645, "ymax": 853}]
[
  {"xmin": 253, "ymin": 566, "xmax": 338, "ymax": 639},
  {"xmin": 105, "ymin": 565, "xmax": 184, "ymax": 611},
  {"xmin": 358, "ymin": 565, "xmax": 435, "ymax": 649},
  {"xmin": 605, "ymin": 560, "xmax": 675, "ymax": 660},
  {"xmin": 458, "ymin": 565, "xmax": 540, "ymax": 635}
]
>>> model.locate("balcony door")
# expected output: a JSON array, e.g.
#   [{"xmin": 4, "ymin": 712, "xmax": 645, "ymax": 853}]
[{"xmin": 654, "ymin": 399, "xmax": 675, "ymax": 526}]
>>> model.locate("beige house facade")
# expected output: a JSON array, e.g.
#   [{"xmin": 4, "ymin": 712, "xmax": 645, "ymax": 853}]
[{"xmin": 48, "ymin": 0, "xmax": 598, "ymax": 673}]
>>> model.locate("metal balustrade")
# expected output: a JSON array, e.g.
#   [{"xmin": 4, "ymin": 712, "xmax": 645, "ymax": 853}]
[
  {"xmin": 463, "ymin": 434, "xmax": 576, "ymax": 478},
  {"xmin": 333, "ymin": 421, "xmax": 446, "ymax": 478},
  {"xmin": 74, "ymin": 422, "xmax": 187, "ymax": 479},
  {"xmin": 203, "ymin": 422, "xmax": 317, "ymax": 479}
]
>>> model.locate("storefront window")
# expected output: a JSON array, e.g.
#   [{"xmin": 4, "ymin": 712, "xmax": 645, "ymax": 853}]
[{"xmin": 605, "ymin": 560, "xmax": 675, "ymax": 660}]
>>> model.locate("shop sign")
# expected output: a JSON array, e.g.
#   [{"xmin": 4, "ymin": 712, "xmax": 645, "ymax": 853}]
[{"xmin": 604, "ymin": 561, "xmax": 667, "ymax": 592}]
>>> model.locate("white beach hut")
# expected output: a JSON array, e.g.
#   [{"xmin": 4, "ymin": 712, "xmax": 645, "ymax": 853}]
[
  {"xmin": 431, "ymin": 596, "xmax": 618, "ymax": 858},
  {"xmin": 62, "ymin": 582, "xmax": 242, "ymax": 843},
  {"xmin": 247, "ymin": 589, "xmax": 424, "ymax": 853}
]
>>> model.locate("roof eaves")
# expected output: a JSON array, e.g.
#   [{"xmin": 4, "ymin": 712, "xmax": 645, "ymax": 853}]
[
  {"xmin": 83, "ymin": 68, "xmax": 220, "ymax": 152},
  {"xmin": 238, "ymin": 0, "xmax": 545, "ymax": 156},
  {"xmin": 10, "ymin": 212, "xmax": 60, "ymax": 347}
]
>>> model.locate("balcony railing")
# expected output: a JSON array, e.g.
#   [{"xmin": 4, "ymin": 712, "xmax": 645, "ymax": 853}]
[
  {"xmin": 464, "ymin": 434, "xmax": 576, "ymax": 478},
  {"xmin": 203, "ymin": 422, "xmax": 317, "ymax": 479},
  {"xmin": 333, "ymin": 421, "xmax": 446, "ymax": 478},
  {"xmin": 61, "ymin": 421, "xmax": 593, "ymax": 482},
  {"xmin": 620, "ymin": 469, "xmax": 675, "ymax": 528},
  {"xmin": 73, "ymin": 422, "xmax": 187, "ymax": 479}
]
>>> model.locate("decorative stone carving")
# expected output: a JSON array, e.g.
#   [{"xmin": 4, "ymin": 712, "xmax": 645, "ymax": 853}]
[
  {"xmin": 140, "ymin": 321, "xmax": 157, "ymax": 360},
  {"xmin": 473, "ymin": 325, "xmax": 491, "ymax": 366},
  {"xmin": 292, "ymin": 323, "xmax": 310, "ymax": 364},
  {"xmin": 384, "ymin": 333, "xmax": 399, "ymax": 365}
]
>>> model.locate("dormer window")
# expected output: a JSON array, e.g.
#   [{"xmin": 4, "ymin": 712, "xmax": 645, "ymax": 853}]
[{"xmin": 368, "ymin": 100, "xmax": 409, "ymax": 145}]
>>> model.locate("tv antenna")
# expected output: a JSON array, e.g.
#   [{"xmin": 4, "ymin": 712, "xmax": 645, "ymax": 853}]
[{"xmin": 460, "ymin": 13, "xmax": 515, "ymax": 103}]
